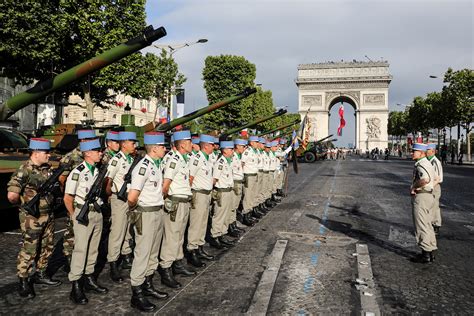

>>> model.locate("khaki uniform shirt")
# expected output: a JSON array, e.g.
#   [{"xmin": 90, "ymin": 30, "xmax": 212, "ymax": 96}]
[
  {"xmin": 130, "ymin": 154, "xmax": 164, "ymax": 207},
  {"xmin": 269, "ymin": 151, "xmax": 279, "ymax": 171},
  {"xmin": 429, "ymin": 156, "xmax": 443, "ymax": 184},
  {"xmin": 241, "ymin": 147, "xmax": 259, "ymax": 174},
  {"xmin": 209, "ymin": 151, "xmax": 219, "ymax": 167},
  {"xmin": 213, "ymin": 156, "xmax": 234, "ymax": 189},
  {"xmin": 102, "ymin": 150, "xmax": 116, "ymax": 166},
  {"xmin": 162, "ymin": 150, "xmax": 175, "ymax": 169},
  {"xmin": 262, "ymin": 151, "xmax": 271, "ymax": 171},
  {"xmin": 65, "ymin": 162, "xmax": 99, "ymax": 206},
  {"xmin": 257, "ymin": 150, "xmax": 265, "ymax": 171},
  {"xmin": 107, "ymin": 151, "xmax": 133, "ymax": 193},
  {"xmin": 412, "ymin": 157, "xmax": 436, "ymax": 192},
  {"xmin": 231, "ymin": 152, "xmax": 244, "ymax": 181},
  {"xmin": 189, "ymin": 151, "xmax": 213, "ymax": 191},
  {"xmin": 163, "ymin": 151, "xmax": 192, "ymax": 197},
  {"xmin": 7, "ymin": 160, "xmax": 54, "ymax": 213}
]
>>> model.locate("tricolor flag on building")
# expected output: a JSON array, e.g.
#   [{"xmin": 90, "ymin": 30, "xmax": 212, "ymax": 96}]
[{"xmin": 337, "ymin": 104, "xmax": 346, "ymax": 136}]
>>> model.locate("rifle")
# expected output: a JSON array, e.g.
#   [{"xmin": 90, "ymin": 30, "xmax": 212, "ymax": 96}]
[
  {"xmin": 117, "ymin": 155, "xmax": 143, "ymax": 202},
  {"xmin": 23, "ymin": 162, "xmax": 72, "ymax": 218},
  {"xmin": 76, "ymin": 164, "xmax": 109, "ymax": 226}
]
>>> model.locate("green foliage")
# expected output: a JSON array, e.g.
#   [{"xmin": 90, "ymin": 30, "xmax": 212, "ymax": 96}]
[
  {"xmin": 250, "ymin": 88, "xmax": 276, "ymax": 131},
  {"xmin": 442, "ymin": 68, "xmax": 473, "ymax": 131},
  {"xmin": 406, "ymin": 96, "xmax": 432, "ymax": 135},
  {"xmin": 202, "ymin": 55, "xmax": 257, "ymax": 130},
  {"xmin": 388, "ymin": 111, "xmax": 407, "ymax": 137}
]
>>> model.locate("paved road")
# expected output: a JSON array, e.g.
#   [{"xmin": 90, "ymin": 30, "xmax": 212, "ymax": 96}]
[{"xmin": 0, "ymin": 157, "xmax": 472, "ymax": 314}]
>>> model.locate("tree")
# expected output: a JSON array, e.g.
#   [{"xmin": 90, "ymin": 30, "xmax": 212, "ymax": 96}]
[
  {"xmin": 202, "ymin": 55, "xmax": 256, "ymax": 131},
  {"xmin": 0, "ymin": 1, "xmax": 167, "ymax": 123},
  {"xmin": 406, "ymin": 96, "xmax": 432, "ymax": 137}
]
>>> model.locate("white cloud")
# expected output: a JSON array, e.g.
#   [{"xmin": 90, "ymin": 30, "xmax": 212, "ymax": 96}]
[{"xmin": 145, "ymin": 0, "xmax": 473, "ymax": 145}]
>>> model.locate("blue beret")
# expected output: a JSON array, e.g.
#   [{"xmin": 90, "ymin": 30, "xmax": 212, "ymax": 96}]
[
  {"xmin": 29, "ymin": 138, "xmax": 51, "ymax": 151},
  {"xmin": 426, "ymin": 143, "xmax": 437, "ymax": 150},
  {"xmin": 412, "ymin": 143, "xmax": 428, "ymax": 152},
  {"xmin": 271, "ymin": 141, "xmax": 278, "ymax": 147},
  {"xmin": 220, "ymin": 140, "xmax": 234, "ymax": 149},
  {"xmin": 144, "ymin": 132, "xmax": 165, "ymax": 145},
  {"xmin": 106, "ymin": 131, "xmax": 120, "ymax": 141},
  {"xmin": 214, "ymin": 137, "xmax": 219, "ymax": 144},
  {"xmin": 265, "ymin": 142, "xmax": 272, "ymax": 148},
  {"xmin": 234, "ymin": 139, "xmax": 248, "ymax": 146},
  {"xmin": 191, "ymin": 137, "xmax": 200, "ymax": 145},
  {"xmin": 199, "ymin": 134, "xmax": 215, "ymax": 144},
  {"xmin": 119, "ymin": 131, "xmax": 137, "ymax": 141},
  {"xmin": 249, "ymin": 136, "xmax": 259, "ymax": 142},
  {"xmin": 279, "ymin": 138, "xmax": 287, "ymax": 144},
  {"xmin": 259, "ymin": 137, "xmax": 266, "ymax": 144},
  {"xmin": 77, "ymin": 130, "xmax": 96, "ymax": 140},
  {"xmin": 173, "ymin": 130, "xmax": 191, "ymax": 141},
  {"xmin": 170, "ymin": 135, "xmax": 175, "ymax": 143},
  {"xmin": 80, "ymin": 139, "xmax": 102, "ymax": 152}
]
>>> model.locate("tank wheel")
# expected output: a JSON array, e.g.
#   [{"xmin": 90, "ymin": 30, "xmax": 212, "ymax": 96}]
[{"xmin": 304, "ymin": 151, "xmax": 316, "ymax": 163}]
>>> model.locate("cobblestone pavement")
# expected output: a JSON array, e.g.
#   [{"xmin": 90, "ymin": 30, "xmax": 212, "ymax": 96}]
[{"xmin": 0, "ymin": 156, "xmax": 472, "ymax": 314}]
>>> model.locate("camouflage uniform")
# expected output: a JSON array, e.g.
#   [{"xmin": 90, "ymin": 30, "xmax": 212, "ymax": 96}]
[
  {"xmin": 60, "ymin": 147, "xmax": 84, "ymax": 257},
  {"xmin": 7, "ymin": 160, "xmax": 55, "ymax": 277}
]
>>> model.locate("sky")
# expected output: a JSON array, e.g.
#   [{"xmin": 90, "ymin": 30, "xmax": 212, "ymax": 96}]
[{"xmin": 144, "ymin": 0, "xmax": 473, "ymax": 147}]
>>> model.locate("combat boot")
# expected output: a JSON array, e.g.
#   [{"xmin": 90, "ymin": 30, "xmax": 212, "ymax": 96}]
[
  {"xmin": 172, "ymin": 260, "xmax": 196, "ymax": 276},
  {"xmin": 33, "ymin": 270, "xmax": 62, "ymax": 286},
  {"xmin": 84, "ymin": 274, "xmax": 108, "ymax": 294},
  {"xmin": 158, "ymin": 267, "xmax": 181, "ymax": 289},
  {"xmin": 197, "ymin": 246, "xmax": 215, "ymax": 261},
  {"xmin": 142, "ymin": 274, "xmax": 168, "ymax": 300},
  {"xmin": 271, "ymin": 194, "xmax": 281, "ymax": 203},
  {"xmin": 252, "ymin": 208, "xmax": 264, "ymax": 219},
  {"xmin": 219, "ymin": 236, "xmax": 236, "ymax": 247},
  {"xmin": 187, "ymin": 250, "xmax": 206, "ymax": 268},
  {"xmin": 411, "ymin": 250, "xmax": 432, "ymax": 264},
  {"xmin": 131, "ymin": 285, "xmax": 156, "ymax": 312},
  {"xmin": 232, "ymin": 222, "xmax": 246, "ymax": 234},
  {"xmin": 209, "ymin": 236, "xmax": 228, "ymax": 250},
  {"xmin": 121, "ymin": 253, "xmax": 133, "ymax": 270},
  {"xmin": 265, "ymin": 199, "xmax": 276, "ymax": 208},
  {"xmin": 109, "ymin": 261, "xmax": 124, "ymax": 282},
  {"xmin": 433, "ymin": 225, "xmax": 440, "ymax": 236},
  {"xmin": 70, "ymin": 279, "xmax": 88, "ymax": 305},
  {"xmin": 236, "ymin": 210, "xmax": 244, "ymax": 223},
  {"xmin": 430, "ymin": 249, "xmax": 437, "ymax": 262},
  {"xmin": 242, "ymin": 213, "xmax": 256, "ymax": 227},
  {"xmin": 18, "ymin": 277, "xmax": 35, "ymax": 299},
  {"xmin": 227, "ymin": 224, "xmax": 241, "ymax": 238}
]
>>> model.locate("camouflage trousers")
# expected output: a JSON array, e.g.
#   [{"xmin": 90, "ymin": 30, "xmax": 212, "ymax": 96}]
[
  {"xmin": 17, "ymin": 211, "xmax": 55, "ymax": 278},
  {"xmin": 62, "ymin": 217, "xmax": 75, "ymax": 257}
]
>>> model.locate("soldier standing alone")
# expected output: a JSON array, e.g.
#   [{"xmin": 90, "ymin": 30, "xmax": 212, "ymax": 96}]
[
  {"xmin": 410, "ymin": 143, "xmax": 438, "ymax": 263},
  {"xmin": 7, "ymin": 138, "xmax": 61, "ymax": 299}
]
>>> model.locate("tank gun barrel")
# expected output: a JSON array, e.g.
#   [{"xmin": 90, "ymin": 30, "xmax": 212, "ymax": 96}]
[
  {"xmin": 148, "ymin": 87, "xmax": 257, "ymax": 133},
  {"xmin": 257, "ymin": 119, "xmax": 301, "ymax": 137},
  {"xmin": 221, "ymin": 108, "xmax": 287, "ymax": 138},
  {"xmin": 0, "ymin": 25, "xmax": 167, "ymax": 121}
]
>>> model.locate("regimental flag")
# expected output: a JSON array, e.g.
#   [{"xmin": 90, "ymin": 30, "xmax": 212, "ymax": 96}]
[
  {"xmin": 158, "ymin": 107, "xmax": 169, "ymax": 124},
  {"xmin": 337, "ymin": 104, "xmax": 346, "ymax": 136},
  {"xmin": 240, "ymin": 128, "xmax": 248, "ymax": 138},
  {"xmin": 297, "ymin": 114, "xmax": 311, "ymax": 150},
  {"xmin": 292, "ymin": 129, "xmax": 299, "ymax": 150}
]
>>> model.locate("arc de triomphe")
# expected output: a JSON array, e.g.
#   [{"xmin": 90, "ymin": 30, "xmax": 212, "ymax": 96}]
[{"xmin": 296, "ymin": 61, "xmax": 392, "ymax": 150}]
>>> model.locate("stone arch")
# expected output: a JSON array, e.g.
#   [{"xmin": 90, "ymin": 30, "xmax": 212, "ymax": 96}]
[{"xmin": 296, "ymin": 61, "xmax": 391, "ymax": 150}]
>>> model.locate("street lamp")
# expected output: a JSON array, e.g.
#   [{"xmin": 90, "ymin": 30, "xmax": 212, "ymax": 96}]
[{"xmin": 152, "ymin": 38, "xmax": 208, "ymax": 120}]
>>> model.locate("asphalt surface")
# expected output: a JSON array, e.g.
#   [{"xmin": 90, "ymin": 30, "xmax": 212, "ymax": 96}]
[{"xmin": 0, "ymin": 155, "xmax": 473, "ymax": 314}]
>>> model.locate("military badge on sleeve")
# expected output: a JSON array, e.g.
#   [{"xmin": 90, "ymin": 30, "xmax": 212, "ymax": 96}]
[
  {"xmin": 111, "ymin": 160, "xmax": 118, "ymax": 167},
  {"xmin": 218, "ymin": 165, "xmax": 223, "ymax": 170},
  {"xmin": 72, "ymin": 173, "xmax": 79, "ymax": 181},
  {"xmin": 139, "ymin": 167, "xmax": 146, "ymax": 176},
  {"xmin": 170, "ymin": 162, "xmax": 176, "ymax": 169},
  {"xmin": 193, "ymin": 160, "xmax": 199, "ymax": 166}
]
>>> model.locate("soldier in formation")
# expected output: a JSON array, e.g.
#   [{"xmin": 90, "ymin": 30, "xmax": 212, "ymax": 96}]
[
  {"xmin": 7, "ymin": 129, "xmax": 291, "ymax": 311},
  {"xmin": 410, "ymin": 143, "xmax": 438, "ymax": 264}
]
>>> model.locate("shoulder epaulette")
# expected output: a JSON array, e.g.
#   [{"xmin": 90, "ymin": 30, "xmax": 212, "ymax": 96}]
[
  {"xmin": 76, "ymin": 164, "xmax": 85, "ymax": 172},
  {"xmin": 115, "ymin": 152, "xmax": 123, "ymax": 159},
  {"xmin": 142, "ymin": 157, "xmax": 151, "ymax": 165},
  {"xmin": 196, "ymin": 153, "xmax": 201, "ymax": 159},
  {"xmin": 172, "ymin": 155, "xmax": 180, "ymax": 161}
]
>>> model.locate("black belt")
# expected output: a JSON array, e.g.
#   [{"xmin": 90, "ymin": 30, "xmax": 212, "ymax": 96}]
[
  {"xmin": 215, "ymin": 187, "xmax": 233, "ymax": 192},
  {"xmin": 136, "ymin": 205, "xmax": 163, "ymax": 212},
  {"xmin": 192, "ymin": 189, "xmax": 212, "ymax": 195}
]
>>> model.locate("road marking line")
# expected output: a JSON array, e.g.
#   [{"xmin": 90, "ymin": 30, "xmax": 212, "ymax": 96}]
[
  {"xmin": 356, "ymin": 243, "xmax": 380, "ymax": 316},
  {"xmin": 246, "ymin": 239, "xmax": 288, "ymax": 315}
]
